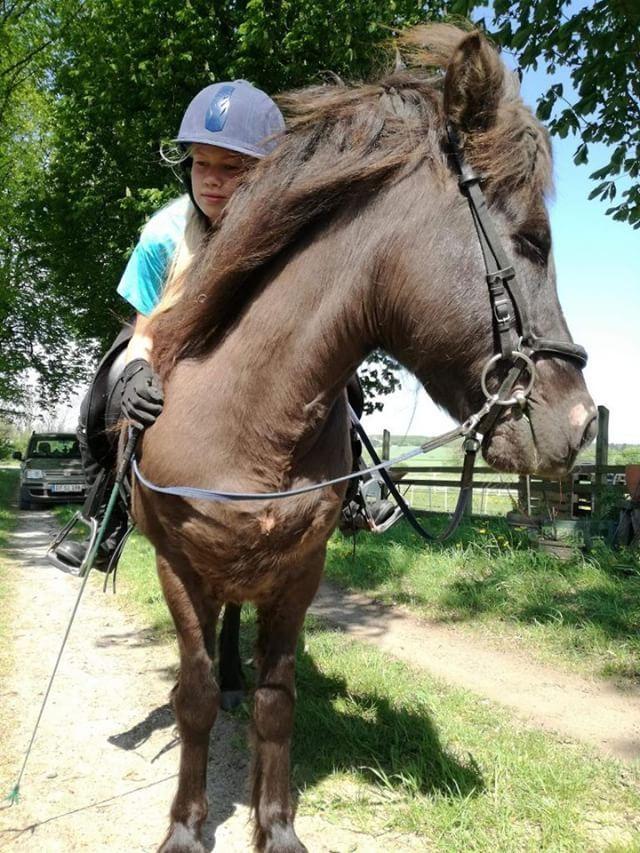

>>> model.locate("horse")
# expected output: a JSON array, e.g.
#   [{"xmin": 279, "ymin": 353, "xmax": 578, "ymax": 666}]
[{"xmin": 133, "ymin": 24, "xmax": 596, "ymax": 853}]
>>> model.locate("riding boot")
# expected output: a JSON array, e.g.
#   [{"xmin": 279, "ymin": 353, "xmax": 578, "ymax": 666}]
[
  {"xmin": 53, "ymin": 500, "xmax": 129, "ymax": 573},
  {"xmin": 51, "ymin": 467, "xmax": 130, "ymax": 574},
  {"xmin": 338, "ymin": 424, "xmax": 396, "ymax": 534}
]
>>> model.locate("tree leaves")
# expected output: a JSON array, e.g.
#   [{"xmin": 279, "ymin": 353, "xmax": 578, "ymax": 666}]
[{"xmin": 473, "ymin": 0, "xmax": 640, "ymax": 228}]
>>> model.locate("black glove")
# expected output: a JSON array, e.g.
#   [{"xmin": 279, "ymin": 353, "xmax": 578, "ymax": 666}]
[{"xmin": 120, "ymin": 359, "xmax": 164, "ymax": 430}]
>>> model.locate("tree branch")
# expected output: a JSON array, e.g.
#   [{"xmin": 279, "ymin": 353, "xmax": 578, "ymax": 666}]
[{"xmin": 0, "ymin": 34, "xmax": 56, "ymax": 79}]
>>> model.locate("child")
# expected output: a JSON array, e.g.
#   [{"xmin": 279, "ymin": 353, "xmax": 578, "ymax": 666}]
[{"xmin": 53, "ymin": 81, "xmax": 285, "ymax": 571}]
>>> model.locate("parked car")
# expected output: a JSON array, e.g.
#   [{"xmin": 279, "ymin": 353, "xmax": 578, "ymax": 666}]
[{"xmin": 13, "ymin": 432, "xmax": 86, "ymax": 510}]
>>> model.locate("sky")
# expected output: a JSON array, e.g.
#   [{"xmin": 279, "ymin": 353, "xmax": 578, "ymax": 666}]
[{"xmin": 364, "ymin": 54, "xmax": 639, "ymax": 444}]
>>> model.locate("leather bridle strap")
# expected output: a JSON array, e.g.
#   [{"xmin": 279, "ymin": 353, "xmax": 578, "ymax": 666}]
[{"xmin": 447, "ymin": 125, "xmax": 588, "ymax": 369}]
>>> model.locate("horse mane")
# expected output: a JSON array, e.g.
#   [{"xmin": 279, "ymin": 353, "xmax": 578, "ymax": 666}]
[{"xmin": 151, "ymin": 23, "xmax": 552, "ymax": 377}]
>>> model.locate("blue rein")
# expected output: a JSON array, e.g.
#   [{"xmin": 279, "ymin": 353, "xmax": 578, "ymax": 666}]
[{"xmin": 131, "ymin": 420, "xmax": 466, "ymax": 503}]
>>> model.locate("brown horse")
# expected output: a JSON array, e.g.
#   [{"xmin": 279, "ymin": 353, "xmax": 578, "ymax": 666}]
[{"xmin": 135, "ymin": 24, "xmax": 596, "ymax": 853}]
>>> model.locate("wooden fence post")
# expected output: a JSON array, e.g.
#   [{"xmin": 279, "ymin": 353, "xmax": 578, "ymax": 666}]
[
  {"xmin": 593, "ymin": 405, "xmax": 609, "ymax": 521},
  {"xmin": 517, "ymin": 475, "xmax": 533, "ymax": 516},
  {"xmin": 381, "ymin": 429, "xmax": 390, "ymax": 499}
]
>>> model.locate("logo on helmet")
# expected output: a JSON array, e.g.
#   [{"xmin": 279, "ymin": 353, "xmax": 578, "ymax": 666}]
[{"xmin": 205, "ymin": 85, "xmax": 235, "ymax": 133}]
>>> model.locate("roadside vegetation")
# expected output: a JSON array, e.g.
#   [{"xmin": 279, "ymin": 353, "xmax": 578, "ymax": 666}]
[
  {"xmin": 0, "ymin": 468, "xmax": 19, "ymax": 676},
  {"xmin": 291, "ymin": 618, "xmax": 640, "ymax": 851},
  {"xmin": 327, "ymin": 517, "xmax": 640, "ymax": 683},
  {"xmin": 0, "ymin": 468, "xmax": 19, "ymax": 550}
]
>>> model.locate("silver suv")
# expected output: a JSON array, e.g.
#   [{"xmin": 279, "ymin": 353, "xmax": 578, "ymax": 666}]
[{"xmin": 14, "ymin": 432, "xmax": 86, "ymax": 510}]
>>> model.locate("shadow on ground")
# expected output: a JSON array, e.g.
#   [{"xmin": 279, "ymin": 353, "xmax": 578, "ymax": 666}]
[{"xmin": 103, "ymin": 613, "xmax": 483, "ymax": 849}]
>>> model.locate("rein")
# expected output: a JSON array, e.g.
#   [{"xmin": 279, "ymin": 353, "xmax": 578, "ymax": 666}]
[
  {"xmin": 131, "ymin": 421, "xmax": 469, "ymax": 502},
  {"xmin": 132, "ymin": 129, "xmax": 589, "ymax": 541}
]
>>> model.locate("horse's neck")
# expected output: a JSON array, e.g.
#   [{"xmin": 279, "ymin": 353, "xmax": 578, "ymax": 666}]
[
  {"xmin": 174, "ymin": 170, "xmax": 468, "ymax": 476},
  {"xmin": 214, "ymin": 214, "xmax": 376, "ymax": 460}
]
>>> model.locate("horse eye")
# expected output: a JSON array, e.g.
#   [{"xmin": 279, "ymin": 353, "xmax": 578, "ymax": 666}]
[{"xmin": 513, "ymin": 229, "xmax": 551, "ymax": 264}]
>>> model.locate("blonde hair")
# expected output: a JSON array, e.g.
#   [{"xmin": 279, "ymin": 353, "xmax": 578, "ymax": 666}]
[{"xmin": 149, "ymin": 197, "xmax": 209, "ymax": 318}]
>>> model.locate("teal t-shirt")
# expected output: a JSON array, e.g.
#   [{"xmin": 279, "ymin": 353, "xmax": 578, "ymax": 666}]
[{"xmin": 117, "ymin": 195, "xmax": 190, "ymax": 316}]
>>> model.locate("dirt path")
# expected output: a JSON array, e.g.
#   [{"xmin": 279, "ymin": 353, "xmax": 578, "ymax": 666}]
[
  {"xmin": 1, "ymin": 509, "xmax": 639, "ymax": 852},
  {"xmin": 310, "ymin": 587, "xmax": 640, "ymax": 763},
  {"xmin": 0, "ymin": 509, "xmax": 409, "ymax": 852}
]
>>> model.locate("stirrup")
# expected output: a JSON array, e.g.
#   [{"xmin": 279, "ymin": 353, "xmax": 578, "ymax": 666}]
[
  {"xmin": 366, "ymin": 504, "xmax": 404, "ymax": 534},
  {"xmin": 341, "ymin": 485, "xmax": 404, "ymax": 536},
  {"xmin": 46, "ymin": 512, "xmax": 99, "ymax": 577},
  {"xmin": 357, "ymin": 471, "xmax": 404, "ymax": 534}
]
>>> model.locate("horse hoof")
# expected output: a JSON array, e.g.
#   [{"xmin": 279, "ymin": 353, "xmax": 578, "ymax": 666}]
[
  {"xmin": 220, "ymin": 689, "xmax": 245, "ymax": 711},
  {"xmin": 158, "ymin": 822, "xmax": 205, "ymax": 853},
  {"xmin": 263, "ymin": 823, "xmax": 308, "ymax": 853}
]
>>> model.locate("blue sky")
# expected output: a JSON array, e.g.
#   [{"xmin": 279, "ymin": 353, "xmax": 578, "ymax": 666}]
[{"xmin": 365, "ymin": 49, "xmax": 639, "ymax": 444}]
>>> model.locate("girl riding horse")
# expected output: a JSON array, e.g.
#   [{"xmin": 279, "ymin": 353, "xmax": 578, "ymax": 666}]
[
  {"xmin": 52, "ymin": 81, "xmax": 285, "ymax": 573},
  {"xmin": 52, "ymin": 80, "xmax": 388, "ymax": 574}
]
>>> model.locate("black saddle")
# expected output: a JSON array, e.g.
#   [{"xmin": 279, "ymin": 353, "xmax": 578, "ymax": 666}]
[{"xmin": 85, "ymin": 323, "xmax": 133, "ymax": 466}]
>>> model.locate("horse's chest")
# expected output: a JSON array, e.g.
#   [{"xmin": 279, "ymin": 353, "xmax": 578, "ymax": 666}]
[{"xmin": 158, "ymin": 489, "xmax": 340, "ymax": 600}]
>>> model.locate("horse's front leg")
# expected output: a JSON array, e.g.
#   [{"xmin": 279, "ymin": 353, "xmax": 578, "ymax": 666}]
[
  {"xmin": 251, "ymin": 559, "xmax": 323, "ymax": 853},
  {"xmin": 157, "ymin": 554, "xmax": 221, "ymax": 853}
]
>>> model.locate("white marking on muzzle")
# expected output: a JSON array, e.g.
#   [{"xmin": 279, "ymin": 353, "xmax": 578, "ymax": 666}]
[{"xmin": 569, "ymin": 402, "xmax": 590, "ymax": 428}]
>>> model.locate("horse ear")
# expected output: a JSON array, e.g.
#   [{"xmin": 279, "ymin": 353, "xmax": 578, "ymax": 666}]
[{"xmin": 444, "ymin": 31, "xmax": 504, "ymax": 135}]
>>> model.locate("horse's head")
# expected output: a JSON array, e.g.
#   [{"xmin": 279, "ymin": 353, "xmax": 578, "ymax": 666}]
[{"xmin": 377, "ymin": 27, "xmax": 596, "ymax": 477}]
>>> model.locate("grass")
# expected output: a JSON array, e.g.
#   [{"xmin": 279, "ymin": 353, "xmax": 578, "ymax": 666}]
[
  {"xmin": 291, "ymin": 618, "xmax": 640, "ymax": 851},
  {"xmin": 54, "ymin": 499, "xmax": 640, "ymax": 683},
  {"xmin": 0, "ymin": 467, "xmax": 20, "ymax": 677},
  {"xmin": 0, "ymin": 466, "xmax": 19, "ymax": 552},
  {"xmin": 326, "ymin": 516, "xmax": 640, "ymax": 683},
  {"xmin": 50, "ymin": 503, "xmax": 640, "ymax": 849}
]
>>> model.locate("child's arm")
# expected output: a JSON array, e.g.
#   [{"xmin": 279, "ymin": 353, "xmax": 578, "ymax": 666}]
[{"xmin": 125, "ymin": 313, "xmax": 155, "ymax": 365}]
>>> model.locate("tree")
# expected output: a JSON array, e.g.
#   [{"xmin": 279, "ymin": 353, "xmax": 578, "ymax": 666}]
[
  {"xmin": 458, "ymin": 0, "xmax": 640, "ymax": 228},
  {"xmin": 0, "ymin": 1, "xmax": 92, "ymax": 414},
  {"xmin": 8, "ymin": 0, "xmax": 457, "ymax": 409}
]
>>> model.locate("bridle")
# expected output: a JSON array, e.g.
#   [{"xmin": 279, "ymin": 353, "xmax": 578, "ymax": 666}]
[
  {"xmin": 132, "ymin": 127, "xmax": 588, "ymax": 543},
  {"xmin": 351, "ymin": 127, "xmax": 589, "ymax": 541},
  {"xmin": 446, "ymin": 124, "xmax": 587, "ymax": 389}
]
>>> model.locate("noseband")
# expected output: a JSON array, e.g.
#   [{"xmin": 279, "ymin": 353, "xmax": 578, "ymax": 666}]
[{"xmin": 132, "ymin": 128, "xmax": 589, "ymax": 543}]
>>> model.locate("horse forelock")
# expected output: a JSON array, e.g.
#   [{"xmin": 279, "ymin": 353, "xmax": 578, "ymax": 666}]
[{"xmin": 151, "ymin": 23, "xmax": 552, "ymax": 377}]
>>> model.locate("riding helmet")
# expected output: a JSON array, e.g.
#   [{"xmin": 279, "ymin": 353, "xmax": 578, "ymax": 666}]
[{"xmin": 176, "ymin": 80, "xmax": 284, "ymax": 158}]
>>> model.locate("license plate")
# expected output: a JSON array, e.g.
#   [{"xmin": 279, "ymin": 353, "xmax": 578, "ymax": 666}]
[{"xmin": 50, "ymin": 483, "xmax": 83, "ymax": 494}]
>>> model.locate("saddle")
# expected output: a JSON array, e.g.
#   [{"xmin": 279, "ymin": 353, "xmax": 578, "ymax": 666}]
[
  {"xmin": 47, "ymin": 324, "xmax": 135, "ymax": 578},
  {"xmin": 85, "ymin": 324, "xmax": 133, "ymax": 466}
]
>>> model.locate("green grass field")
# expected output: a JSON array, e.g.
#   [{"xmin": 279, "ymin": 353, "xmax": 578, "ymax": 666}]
[{"xmin": 326, "ymin": 517, "xmax": 640, "ymax": 682}]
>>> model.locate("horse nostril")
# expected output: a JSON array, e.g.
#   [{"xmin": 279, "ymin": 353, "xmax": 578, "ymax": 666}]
[{"xmin": 580, "ymin": 414, "xmax": 598, "ymax": 449}]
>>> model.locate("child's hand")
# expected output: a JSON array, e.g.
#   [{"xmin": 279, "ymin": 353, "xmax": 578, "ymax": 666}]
[{"xmin": 119, "ymin": 359, "xmax": 164, "ymax": 430}]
